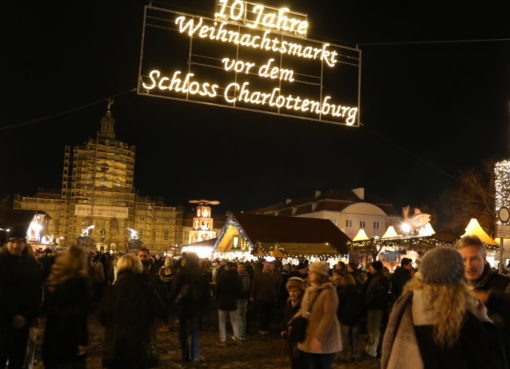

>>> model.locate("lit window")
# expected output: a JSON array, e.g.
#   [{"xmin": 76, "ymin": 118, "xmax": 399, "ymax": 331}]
[
  {"xmin": 360, "ymin": 221, "xmax": 366, "ymax": 228},
  {"xmin": 346, "ymin": 220, "xmax": 352, "ymax": 227}
]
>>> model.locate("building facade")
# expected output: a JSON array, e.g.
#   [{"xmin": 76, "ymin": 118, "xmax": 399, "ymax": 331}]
[
  {"xmin": 14, "ymin": 106, "xmax": 183, "ymax": 252},
  {"xmin": 252, "ymin": 188, "xmax": 402, "ymax": 240}
]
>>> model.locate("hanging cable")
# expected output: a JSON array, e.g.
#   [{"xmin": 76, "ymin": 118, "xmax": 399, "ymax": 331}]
[{"xmin": 0, "ymin": 88, "xmax": 136, "ymax": 132}]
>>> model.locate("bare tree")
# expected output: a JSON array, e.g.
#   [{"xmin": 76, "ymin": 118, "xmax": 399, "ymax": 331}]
[{"xmin": 441, "ymin": 159, "xmax": 495, "ymax": 236}]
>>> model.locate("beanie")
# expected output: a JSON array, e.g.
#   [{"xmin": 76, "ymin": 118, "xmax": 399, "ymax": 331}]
[
  {"xmin": 286, "ymin": 277, "xmax": 305, "ymax": 291},
  {"xmin": 419, "ymin": 247, "xmax": 464, "ymax": 284},
  {"xmin": 371, "ymin": 260, "xmax": 383, "ymax": 272},
  {"xmin": 309, "ymin": 261, "xmax": 330, "ymax": 276}
]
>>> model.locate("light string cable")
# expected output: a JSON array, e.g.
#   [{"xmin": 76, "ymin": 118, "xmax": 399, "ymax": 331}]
[{"xmin": 0, "ymin": 88, "xmax": 136, "ymax": 132}]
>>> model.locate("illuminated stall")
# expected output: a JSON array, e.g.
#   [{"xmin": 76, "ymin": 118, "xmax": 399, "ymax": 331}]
[
  {"xmin": 213, "ymin": 212, "xmax": 349, "ymax": 263},
  {"xmin": 0, "ymin": 209, "xmax": 51, "ymax": 248}
]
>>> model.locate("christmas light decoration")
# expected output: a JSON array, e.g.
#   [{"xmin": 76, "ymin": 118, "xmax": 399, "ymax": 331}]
[{"xmin": 495, "ymin": 160, "xmax": 510, "ymax": 223}]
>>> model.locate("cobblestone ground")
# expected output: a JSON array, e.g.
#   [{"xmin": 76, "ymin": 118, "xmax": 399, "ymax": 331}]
[{"xmin": 34, "ymin": 314, "xmax": 380, "ymax": 369}]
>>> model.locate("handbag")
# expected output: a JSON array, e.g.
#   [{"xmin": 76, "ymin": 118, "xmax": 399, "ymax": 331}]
[{"xmin": 288, "ymin": 289, "xmax": 322, "ymax": 343}]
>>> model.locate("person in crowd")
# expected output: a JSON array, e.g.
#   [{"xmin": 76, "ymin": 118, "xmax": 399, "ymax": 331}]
[
  {"xmin": 157, "ymin": 256, "xmax": 176, "ymax": 306},
  {"xmin": 456, "ymin": 235, "xmax": 510, "ymax": 360},
  {"xmin": 38, "ymin": 248, "xmax": 56, "ymax": 282},
  {"xmin": 382, "ymin": 246, "xmax": 507, "ymax": 369},
  {"xmin": 250, "ymin": 261, "xmax": 281, "ymax": 335},
  {"xmin": 42, "ymin": 245, "xmax": 91, "ymax": 369},
  {"xmin": 171, "ymin": 252, "xmax": 210, "ymax": 362},
  {"xmin": 89, "ymin": 253, "xmax": 106, "ymax": 305},
  {"xmin": 364, "ymin": 260, "xmax": 390, "ymax": 359},
  {"xmin": 215, "ymin": 262, "xmax": 242, "ymax": 345},
  {"xmin": 390, "ymin": 258, "xmax": 413, "ymax": 302},
  {"xmin": 338, "ymin": 273, "xmax": 364, "ymax": 363},
  {"xmin": 334, "ymin": 262, "xmax": 347, "ymax": 277},
  {"xmin": 236, "ymin": 262, "xmax": 250, "ymax": 340},
  {"xmin": 346, "ymin": 261, "xmax": 364, "ymax": 286},
  {"xmin": 138, "ymin": 248, "xmax": 158, "ymax": 285},
  {"xmin": 281, "ymin": 277, "xmax": 305, "ymax": 369},
  {"xmin": 295, "ymin": 261, "xmax": 341, "ymax": 369},
  {"xmin": 97, "ymin": 254, "xmax": 168, "ymax": 369},
  {"xmin": 331, "ymin": 270, "xmax": 343, "ymax": 287},
  {"xmin": 0, "ymin": 226, "xmax": 42, "ymax": 369}
]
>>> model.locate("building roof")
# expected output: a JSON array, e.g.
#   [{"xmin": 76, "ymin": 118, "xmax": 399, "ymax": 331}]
[
  {"xmin": 216, "ymin": 212, "xmax": 350, "ymax": 255},
  {"xmin": 251, "ymin": 188, "xmax": 400, "ymax": 217}
]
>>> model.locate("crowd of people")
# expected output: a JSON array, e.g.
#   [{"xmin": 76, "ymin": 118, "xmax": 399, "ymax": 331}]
[{"xmin": 1, "ymin": 227, "xmax": 510, "ymax": 369}]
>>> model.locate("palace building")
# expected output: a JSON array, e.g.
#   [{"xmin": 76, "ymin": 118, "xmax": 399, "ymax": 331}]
[{"xmin": 14, "ymin": 104, "xmax": 183, "ymax": 251}]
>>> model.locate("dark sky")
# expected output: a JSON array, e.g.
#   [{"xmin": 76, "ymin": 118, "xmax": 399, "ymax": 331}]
[{"xmin": 3, "ymin": 1, "xmax": 510, "ymax": 216}]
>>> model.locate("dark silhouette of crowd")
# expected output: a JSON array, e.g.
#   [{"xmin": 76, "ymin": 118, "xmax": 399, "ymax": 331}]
[{"xmin": 2, "ymin": 229, "xmax": 510, "ymax": 369}]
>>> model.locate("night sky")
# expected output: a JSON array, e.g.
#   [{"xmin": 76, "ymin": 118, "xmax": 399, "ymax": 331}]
[{"xmin": 3, "ymin": 1, "xmax": 510, "ymax": 220}]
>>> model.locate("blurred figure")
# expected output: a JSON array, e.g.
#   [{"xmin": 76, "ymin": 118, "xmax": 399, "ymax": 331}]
[
  {"xmin": 171, "ymin": 252, "xmax": 210, "ymax": 362},
  {"xmin": 250, "ymin": 261, "xmax": 281, "ymax": 335},
  {"xmin": 390, "ymin": 258, "xmax": 413, "ymax": 302},
  {"xmin": 42, "ymin": 245, "xmax": 91, "ymax": 369},
  {"xmin": 382, "ymin": 247, "xmax": 507, "ymax": 369},
  {"xmin": 456, "ymin": 235, "xmax": 510, "ymax": 360},
  {"xmin": 0, "ymin": 227, "xmax": 42, "ymax": 369},
  {"xmin": 281, "ymin": 277, "xmax": 305, "ymax": 369},
  {"xmin": 235, "ymin": 263, "xmax": 250, "ymax": 340},
  {"xmin": 338, "ymin": 274, "xmax": 364, "ymax": 363},
  {"xmin": 296, "ymin": 262, "xmax": 341, "ymax": 369},
  {"xmin": 215, "ymin": 262, "xmax": 242, "ymax": 345},
  {"xmin": 98, "ymin": 254, "xmax": 167, "ymax": 369},
  {"xmin": 364, "ymin": 260, "xmax": 389, "ymax": 359}
]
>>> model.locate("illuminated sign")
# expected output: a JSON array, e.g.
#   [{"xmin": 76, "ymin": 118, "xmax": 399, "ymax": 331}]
[
  {"xmin": 75, "ymin": 205, "xmax": 129, "ymax": 219},
  {"xmin": 137, "ymin": 1, "xmax": 361, "ymax": 127}
]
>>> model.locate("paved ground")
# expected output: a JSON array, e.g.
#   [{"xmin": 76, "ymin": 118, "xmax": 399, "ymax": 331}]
[{"xmin": 34, "ymin": 316, "xmax": 380, "ymax": 369}]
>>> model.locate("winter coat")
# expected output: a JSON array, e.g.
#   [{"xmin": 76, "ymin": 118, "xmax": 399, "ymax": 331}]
[
  {"xmin": 0, "ymin": 246, "xmax": 42, "ymax": 352},
  {"xmin": 42, "ymin": 276, "xmax": 91, "ymax": 365},
  {"xmin": 390, "ymin": 267, "xmax": 411, "ymax": 301},
  {"xmin": 171, "ymin": 265, "xmax": 211, "ymax": 312},
  {"xmin": 215, "ymin": 269, "xmax": 242, "ymax": 311},
  {"xmin": 97, "ymin": 270, "xmax": 168, "ymax": 367},
  {"xmin": 365, "ymin": 271, "xmax": 390, "ymax": 310},
  {"xmin": 382, "ymin": 290, "xmax": 508, "ymax": 369},
  {"xmin": 337, "ymin": 285, "xmax": 364, "ymax": 326},
  {"xmin": 472, "ymin": 266, "xmax": 510, "ymax": 360},
  {"xmin": 250, "ymin": 271, "xmax": 281, "ymax": 302},
  {"xmin": 282, "ymin": 299, "xmax": 301, "ymax": 333},
  {"xmin": 296, "ymin": 282, "xmax": 342, "ymax": 354},
  {"xmin": 238, "ymin": 272, "xmax": 250, "ymax": 299}
]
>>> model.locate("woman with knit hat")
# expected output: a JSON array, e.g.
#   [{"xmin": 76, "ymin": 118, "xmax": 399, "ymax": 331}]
[
  {"xmin": 382, "ymin": 247, "xmax": 507, "ymax": 369},
  {"xmin": 293, "ymin": 261, "xmax": 341, "ymax": 369},
  {"xmin": 281, "ymin": 277, "xmax": 306, "ymax": 369}
]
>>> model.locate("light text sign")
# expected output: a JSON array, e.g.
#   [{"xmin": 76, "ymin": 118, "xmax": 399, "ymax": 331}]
[{"xmin": 137, "ymin": 3, "xmax": 361, "ymax": 127}]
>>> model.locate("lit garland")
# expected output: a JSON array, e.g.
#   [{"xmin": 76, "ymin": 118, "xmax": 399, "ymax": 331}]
[
  {"xmin": 348, "ymin": 236, "xmax": 455, "ymax": 252},
  {"xmin": 495, "ymin": 160, "xmax": 510, "ymax": 224}
]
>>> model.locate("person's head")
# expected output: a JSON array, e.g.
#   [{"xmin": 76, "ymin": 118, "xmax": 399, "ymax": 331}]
[
  {"xmin": 340, "ymin": 273, "xmax": 356, "ymax": 288},
  {"xmin": 308, "ymin": 261, "xmax": 330, "ymax": 285},
  {"xmin": 117, "ymin": 254, "xmax": 143, "ymax": 274},
  {"xmin": 226, "ymin": 261, "xmax": 236, "ymax": 270},
  {"xmin": 335, "ymin": 261, "xmax": 346, "ymax": 271},
  {"xmin": 5, "ymin": 225, "xmax": 28, "ymax": 256},
  {"xmin": 406, "ymin": 246, "xmax": 472, "ymax": 349},
  {"xmin": 137, "ymin": 248, "xmax": 150, "ymax": 264},
  {"xmin": 370, "ymin": 261, "xmax": 383, "ymax": 274},
  {"xmin": 183, "ymin": 252, "xmax": 200, "ymax": 268},
  {"xmin": 401, "ymin": 257, "xmax": 413, "ymax": 270},
  {"xmin": 47, "ymin": 245, "xmax": 89, "ymax": 286},
  {"xmin": 237, "ymin": 263, "xmax": 246, "ymax": 274},
  {"xmin": 286, "ymin": 277, "xmax": 305, "ymax": 302},
  {"xmin": 262, "ymin": 261, "xmax": 272, "ymax": 273},
  {"xmin": 331, "ymin": 269, "xmax": 342, "ymax": 285},
  {"xmin": 455, "ymin": 235, "xmax": 486, "ymax": 283},
  {"xmin": 347, "ymin": 261, "xmax": 358, "ymax": 273}
]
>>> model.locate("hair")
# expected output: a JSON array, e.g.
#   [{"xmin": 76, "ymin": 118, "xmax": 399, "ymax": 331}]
[
  {"xmin": 116, "ymin": 254, "xmax": 143, "ymax": 274},
  {"xmin": 47, "ymin": 245, "xmax": 88, "ymax": 287},
  {"xmin": 138, "ymin": 247, "xmax": 150, "ymax": 255},
  {"xmin": 340, "ymin": 273, "xmax": 356, "ymax": 288},
  {"xmin": 401, "ymin": 258, "xmax": 412, "ymax": 267},
  {"xmin": 404, "ymin": 276, "xmax": 476, "ymax": 349},
  {"xmin": 455, "ymin": 235, "xmax": 486, "ymax": 258}
]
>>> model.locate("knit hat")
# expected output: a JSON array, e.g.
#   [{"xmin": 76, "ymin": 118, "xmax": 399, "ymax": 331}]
[
  {"xmin": 309, "ymin": 261, "xmax": 330, "ymax": 276},
  {"xmin": 419, "ymin": 247, "xmax": 465, "ymax": 284},
  {"xmin": 286, "ymin": 277, "xmax": 305, "ymax": 291},
  {"xmin": 371, "ymin": 260, "xmax": 383, "ymax": 272}
]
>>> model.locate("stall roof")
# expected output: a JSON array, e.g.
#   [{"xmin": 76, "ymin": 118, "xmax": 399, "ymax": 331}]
[{"xmin": 216, "ymin": 212, "xmax": 350, "ymax": 255}]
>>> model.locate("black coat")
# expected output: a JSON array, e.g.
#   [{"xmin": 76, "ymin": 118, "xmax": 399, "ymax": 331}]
[
  {"xmin": 365, "ymin": 271, "xmax": 390, "ymax": 310},
  {"xmin": 390, "ymin": 267, "xmax": 411, "ymax": 301},
  {"xmin": 215, "ymin": 269, "xmax": 242, "ymax": 311},
  {"xmin": 97, "ymin": 270, "xmax": 168, "ymax": 367},
  {"xmin": 171, "ymin": 265, "xmax": 211, "ymax": 312},
  {"xmin": 0, "ymin": 247, "xmax": 41, "ymax": 353},
  {"xmin": 338, "ymin": 285, "xmax": 365, "ymax": 326},
  {"xmin": 42, "ymin": 276, "xmax": 91, "ymax": 365}
]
